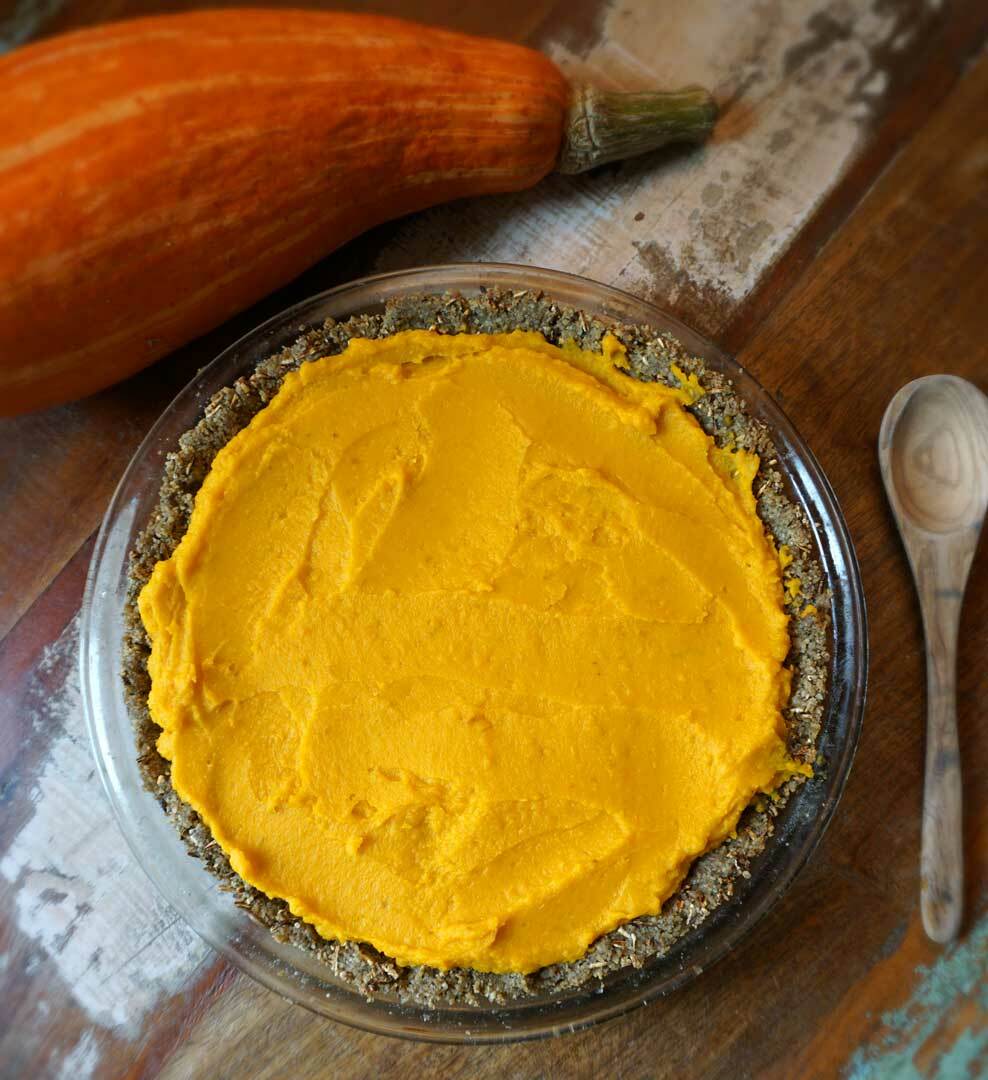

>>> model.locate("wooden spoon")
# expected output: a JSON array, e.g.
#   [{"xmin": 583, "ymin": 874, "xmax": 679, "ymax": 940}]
[{"xmin": 879, "ymin": 375, "xmax": 988, "ymax": 944}]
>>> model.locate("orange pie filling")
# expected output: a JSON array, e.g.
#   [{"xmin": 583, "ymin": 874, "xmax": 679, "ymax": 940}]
[{"xmin": 139, "ymin": 329, "xmax": 806, "ymax": 973}]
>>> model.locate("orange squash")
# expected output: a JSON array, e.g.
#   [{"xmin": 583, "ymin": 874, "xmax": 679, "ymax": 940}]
[{"xmin": 0, "ymin": 9, "xmax": 715, "ymax": 414}]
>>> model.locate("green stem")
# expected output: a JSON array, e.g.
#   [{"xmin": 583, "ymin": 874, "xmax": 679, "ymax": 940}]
[{"xmin": 556, "ymin": 85, "xmax": 718, "ymax": 174}]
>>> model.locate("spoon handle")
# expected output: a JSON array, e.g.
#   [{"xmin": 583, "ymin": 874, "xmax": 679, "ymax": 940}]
[{"xmin": 915, "ymin": 545, "xmax": 964, "ymax": 944}]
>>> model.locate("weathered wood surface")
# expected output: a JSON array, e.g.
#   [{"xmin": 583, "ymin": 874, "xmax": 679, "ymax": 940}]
[{"xmin": 2, "ymin": 1, "xmax": 987, "ymax": 1077}]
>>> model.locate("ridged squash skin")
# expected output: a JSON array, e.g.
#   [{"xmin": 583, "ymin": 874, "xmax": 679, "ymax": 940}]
[{"xmin": 0, "ymin": 10, "xmax": 569, "ymax": 413}]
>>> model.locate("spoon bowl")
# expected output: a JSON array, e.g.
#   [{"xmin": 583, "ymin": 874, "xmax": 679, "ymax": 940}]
[{"xmin": 889, "ymin": 379, "xmax": 988, "ymax": 535}]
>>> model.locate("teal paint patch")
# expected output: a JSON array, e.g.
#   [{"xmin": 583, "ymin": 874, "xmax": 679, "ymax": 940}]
[
  {"xmin": 936, "ymin": 1027, "xmax": 988, "ymax": 1079},
  {"xmin": 845, "ymin": 916, "xmax": 988, "ymax": 1079}
]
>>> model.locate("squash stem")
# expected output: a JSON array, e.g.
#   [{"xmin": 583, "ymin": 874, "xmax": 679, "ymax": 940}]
[{"xmin": 557, "ymin": 85, "xmax": 717, "ymax": 174}]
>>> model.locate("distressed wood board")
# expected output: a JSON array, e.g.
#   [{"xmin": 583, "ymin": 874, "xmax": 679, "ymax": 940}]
[{"xmin": 1, "ymin": 1, "xmax": 987, "ymax": 1077}]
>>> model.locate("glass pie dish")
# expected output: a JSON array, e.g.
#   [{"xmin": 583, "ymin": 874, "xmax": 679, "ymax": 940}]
[{"xmin": 81, "ymin": 263, "xmax": 867, "ymax": 1043}]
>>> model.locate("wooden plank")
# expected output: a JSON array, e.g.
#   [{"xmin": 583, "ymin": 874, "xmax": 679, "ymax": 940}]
[
  {"xmin": 2, "ymin": 3, "xmax": 988, "ymax": 1077},
  {"xmin": 724, "ymin": 0, "xmax": 988, "ymax": 352},
  {"xmin": 0, "ymin": 548, "xmax": 228, "ymax": 1077},
  {"xmin": 0, "ymin": 370, "xmax": 184, "ymax": 641},
  {"xmin": 740, "ymin": 46, "xmax": 988, "ymax": 1080}
]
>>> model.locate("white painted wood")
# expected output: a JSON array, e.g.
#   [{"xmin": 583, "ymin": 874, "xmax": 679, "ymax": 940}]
[
  {"xmin": 0, "ymin": 616, "xmax": 212, "ymax": 1070},
  {"xmin": 375, "ymin": 0, "xmax": 945, "ymax": 332}
]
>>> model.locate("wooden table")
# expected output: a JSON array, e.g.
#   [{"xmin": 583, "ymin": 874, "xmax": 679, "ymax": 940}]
[{"xmin": 2, "ymin": 1, "xmax": 987, "ymax": 1076}]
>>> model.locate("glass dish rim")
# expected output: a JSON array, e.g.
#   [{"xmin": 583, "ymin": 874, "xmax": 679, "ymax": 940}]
[{"xmin": 80, "ymin": 261, "xmax": 868, "ymax": 1044}]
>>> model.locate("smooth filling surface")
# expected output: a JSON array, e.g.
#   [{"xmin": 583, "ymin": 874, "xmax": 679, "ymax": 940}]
[{"xmin": 139, "ymin": 329, "xmax": 802, "ymax": 974}]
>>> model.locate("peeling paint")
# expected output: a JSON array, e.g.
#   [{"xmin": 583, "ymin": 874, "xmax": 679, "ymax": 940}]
[
  {"xmin": 844, "ymin": 916, "xmax": 988, "ymax": 1079},
  {"xmin": 373, "ymin": 0, "xmax": 945, "ymax": 333},
  {"xmin": 769, "ymin": 129, "xmax": 795, "ymax": 154},
  {"xmin": 56, "ymin": 1030, "xmax": 101, "ymax": 1080},
  {"xmin": 783, "ymin": 11, "xmax": 853, "ymax": 79},
  {"xmin": 701, "ymin": 182, "xmax": 724, "ymax": 207},
  {"xmin": 0, "ymin": 616, "xmax": 212, "ymax": 1037}
]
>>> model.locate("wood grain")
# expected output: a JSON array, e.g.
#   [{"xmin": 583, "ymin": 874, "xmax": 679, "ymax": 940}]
[
  {"xmin": 879, "ymin": 376, "xmax": 988, "ymax": 944},
  {"xmin": 2, "ymin": 2, "xmax": 988, "ymax": 1077},
  {"xmin": 745, "ymin": 55, "xmax": 988, "ymax": 1080}
]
